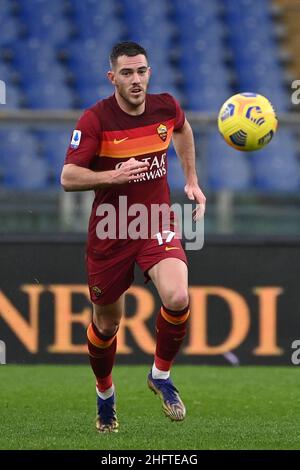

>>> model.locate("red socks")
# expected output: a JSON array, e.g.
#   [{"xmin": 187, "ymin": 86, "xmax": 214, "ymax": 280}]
[
  {"xmin": 87, "ymin": 322, "xmax": 117, "ymax": 393},
  {"xmin": 87, "ymin": 304, "xmax": 190, "ymax": 391},
  {"xmin": 154, "ymin": 305, "xmax": 190, "ymax": 371}
]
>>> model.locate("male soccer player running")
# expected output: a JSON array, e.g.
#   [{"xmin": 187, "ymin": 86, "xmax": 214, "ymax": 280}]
[{"xmin": 61, "ymin": 42, "xmax": 206, "ymax": 433}]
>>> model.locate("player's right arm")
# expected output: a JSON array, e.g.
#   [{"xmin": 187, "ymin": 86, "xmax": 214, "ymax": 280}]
[
  {"xmin": 61, "ymin": 159, "xmax": 149, "ymax": 191},
  {"xmin": 61, "ymin": 109, "xmax": 149, "ymax": 191}
]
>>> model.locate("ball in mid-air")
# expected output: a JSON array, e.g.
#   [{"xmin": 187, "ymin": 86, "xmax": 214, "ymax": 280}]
[{"xmin": 218, "ymin": 92, "xmax": 278, "ymax": 151}]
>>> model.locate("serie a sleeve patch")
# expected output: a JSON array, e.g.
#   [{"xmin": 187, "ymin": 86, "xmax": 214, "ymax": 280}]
[{"xmin": 70, "ymin": 130, "xmax": 82, "ymax": 149}]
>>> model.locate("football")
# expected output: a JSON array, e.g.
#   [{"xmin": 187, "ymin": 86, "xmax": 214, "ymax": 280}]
[{"xmin": 218, "ymin": 92, "xmax": 278, "ymax": 151}]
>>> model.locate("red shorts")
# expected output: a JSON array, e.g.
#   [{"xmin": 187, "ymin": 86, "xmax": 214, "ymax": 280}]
[{"xmin": 86, "ymin": 238, "xmax": 187, "ymax": 306}]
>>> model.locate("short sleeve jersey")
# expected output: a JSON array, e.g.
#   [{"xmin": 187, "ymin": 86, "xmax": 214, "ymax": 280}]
[{"xmin": 65, "ymin": 93, "xmax": 185, "ymax": 254}]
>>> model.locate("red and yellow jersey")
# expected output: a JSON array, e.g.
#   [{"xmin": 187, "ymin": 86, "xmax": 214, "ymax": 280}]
[{"xmin": 65, "ymin": 93, "xmax": 185, "ymax": 253}]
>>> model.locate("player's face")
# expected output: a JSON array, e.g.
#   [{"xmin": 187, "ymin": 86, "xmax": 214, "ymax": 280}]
[{"xmin": 108, "ymin": 54, "xmax": 150, "ymax": 110}]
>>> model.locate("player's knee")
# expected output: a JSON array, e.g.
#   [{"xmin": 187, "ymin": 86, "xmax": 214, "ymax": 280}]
[
  {"xmin": 94, "ymin": 321, "xmax": 119, "ymax": 338},
  {"xmin": 163, "ymin": 289, "xmax": 189, "ymax": 312},
  {"xmin": 102, "ymin": 326, "xmax": 118, "ymax": 337}
]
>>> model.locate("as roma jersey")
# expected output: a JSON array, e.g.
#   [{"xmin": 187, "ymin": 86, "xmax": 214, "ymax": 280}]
[{"xmin": 65, "ymin": 93, "xmax": 185, "ymax": 255}]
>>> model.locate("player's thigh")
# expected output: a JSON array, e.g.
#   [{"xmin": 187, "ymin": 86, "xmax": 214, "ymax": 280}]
[
  {"xmin": 92, "ymin": 294, "xmax": 125, "ymax": 336},
  {"xmin": 148, "ymin": 258, "xmax": 189, "ymax": 310}
]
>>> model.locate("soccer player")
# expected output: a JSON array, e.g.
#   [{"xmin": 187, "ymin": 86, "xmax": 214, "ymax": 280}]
[{"xmin": 61, "ymin": 41, "xmax": 206, "ymax": 433}]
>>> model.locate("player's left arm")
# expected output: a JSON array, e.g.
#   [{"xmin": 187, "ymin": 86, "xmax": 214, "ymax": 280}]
[{"xmin": 172, "ymin": 118, "xmax": 206, "ymax": 220}]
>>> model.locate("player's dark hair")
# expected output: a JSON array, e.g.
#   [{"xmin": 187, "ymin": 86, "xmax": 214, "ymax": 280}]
[{"xmin": 110, "ymin": 41, "xmax": 148, "ymax": 67}]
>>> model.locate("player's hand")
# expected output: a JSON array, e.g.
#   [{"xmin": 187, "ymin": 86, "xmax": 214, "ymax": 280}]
[
  {"xmin": 112, "ymin": 158, "xmax": 150, "ymax": 184},
  {"xmin": 184, "ymin": 183, "xmax": 206, "ymax": 221}
]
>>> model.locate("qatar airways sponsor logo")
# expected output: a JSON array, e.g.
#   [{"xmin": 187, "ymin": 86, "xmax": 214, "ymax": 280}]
[
  {"xmin": 115, "ymin": 153, "xmax": 167, "ymax": 183},
  {"xmin": 95, "ymin": 196, "xmax": 204, "ymax": 250}
]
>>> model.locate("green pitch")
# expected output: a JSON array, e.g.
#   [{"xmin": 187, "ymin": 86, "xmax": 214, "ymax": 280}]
[{"xmin": 0, "ymin": 365, "xmax": 299, "ymax": 450}]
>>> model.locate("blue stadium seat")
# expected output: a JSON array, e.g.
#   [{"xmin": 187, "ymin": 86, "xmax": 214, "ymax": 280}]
[
  {"xmin": 1, "ymin": 130, "xmax": 40, "ymax": 161},
  {"xmin": 25, "ymin": 84, "xmax": 74, "ymax": 109},
  {"xmin": 223, "ymin": 2, "xmax": 288, "ymax": 112},
  {"xmin": 39, "ymin": 130, "xmax": 71, "ymax": 183},
  {"xmin": 75, "ymin": 71, "xmax": 109, "ymax": 89},
  {"xmin": 3, "ymin": 84, "xmax": 23, "ymax": 108},
  {"xmin": 167, "ymin": 147, "xmax": 186, "ymax": 191},
  {"xmin": 182, "ymin": 62, "xmax": 231, "ymax": 88},
  {"xmin": 39, "ymin": 130, "xmax": 70, "ymax": 157},
  {"xmin": 173, "ymin": 0, "xmax": 220, "ymax": 16},
  {"xmin": 234, "ymin": 47, "xmax": 282, "ymax": 68},
  {"xmin": 122, "ymin": 0, "xmax": 173, "ymax": 51},
  {"xmin": 149, "ymin": 67, "xmax": 178, "ymax": 89},
  {"xmin": 124, "ymin": 16, "xmax": 173, "ymax": 36},
  {"xmin": 238, "ymin": 66, "xmax": 284, "ymax": 90},
  {"xmin": 205, "ymin": 133, "xmax": 252, "ymax": 190},
  {"xmin": 24, "ymin": 18, "xmax": 72, "ymax": 45},
  {"xmin": 19, "ymin": 0, "xmax": 66, "ymax": 19},
  {"xmin": 21, "ymin": 63, "xmax": 68, "ymax": 88},
  {"xmin": 0, "ymin": 17, "xmax": 21, "ymax": 45},
  {"xmin": 148, "ymin": 84, "xmax": 182, "ymax": 101},
  {"xmin": 71, "ymin": 0, "xmax": 117, "ymax": 18},
  {"xmin": 176, "ymin": 13, "xmax": 225, "ymax": 36},
  {"xmin": 250, "ymin": 130, "xmax": 300, "ymax": 191},
  {"xmin": 184, "ymin": 84, "xmax": 231, "ymax": 112},
  {"xmin": 66, "ymin": 39, "xmax": 112, "ymax": 71},
  {"xmin": 122, "ymin": 0, "xmax": 170, "ymax": 17},
  {"xmin": 128, "ymin": 32, "xmax": 172, "ymax": 52},
  {"xmin": 0, "ymin": 61, "xmax": 14, "ymax": 83},
  {"xmin": 76, "ymin": 19, "xmax": 125, "ymax": 41},
  {"xmin": 179, "ymin": 37, "xmax": 226, "ymax": 62},
  {"xmin": 77, "ymin": 84, "xmax": 113, "ymax": 107},
  {"xmin": 0, "ymin": 0, "xmax": 12, "ymax": 16},
  {"xmin": 4, "ymin": 154, "xmax": 50, "ymax": 189},
  {"xmin": 223, "ymin": 0, "xmax": 272, "ymax": 18},
  {"xmin": 12, "ymin": 39, "xmax": 57, "ymax": 72}
]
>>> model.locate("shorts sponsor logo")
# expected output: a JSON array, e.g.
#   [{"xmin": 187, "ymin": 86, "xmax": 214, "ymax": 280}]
[{"xmin": 91, "ymin": 286, "xmax": 102, "ymax": 297}]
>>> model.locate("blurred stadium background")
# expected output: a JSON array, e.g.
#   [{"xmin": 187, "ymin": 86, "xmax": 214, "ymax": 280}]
[{"xmin": 0, "ymin": 0, "xmax": 300, "ymax": 235}]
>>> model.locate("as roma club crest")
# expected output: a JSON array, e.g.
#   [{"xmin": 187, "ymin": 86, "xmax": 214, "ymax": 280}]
[{"xmin": 157, "ymin": 124, "xmax": 168, "ymax": 142}]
